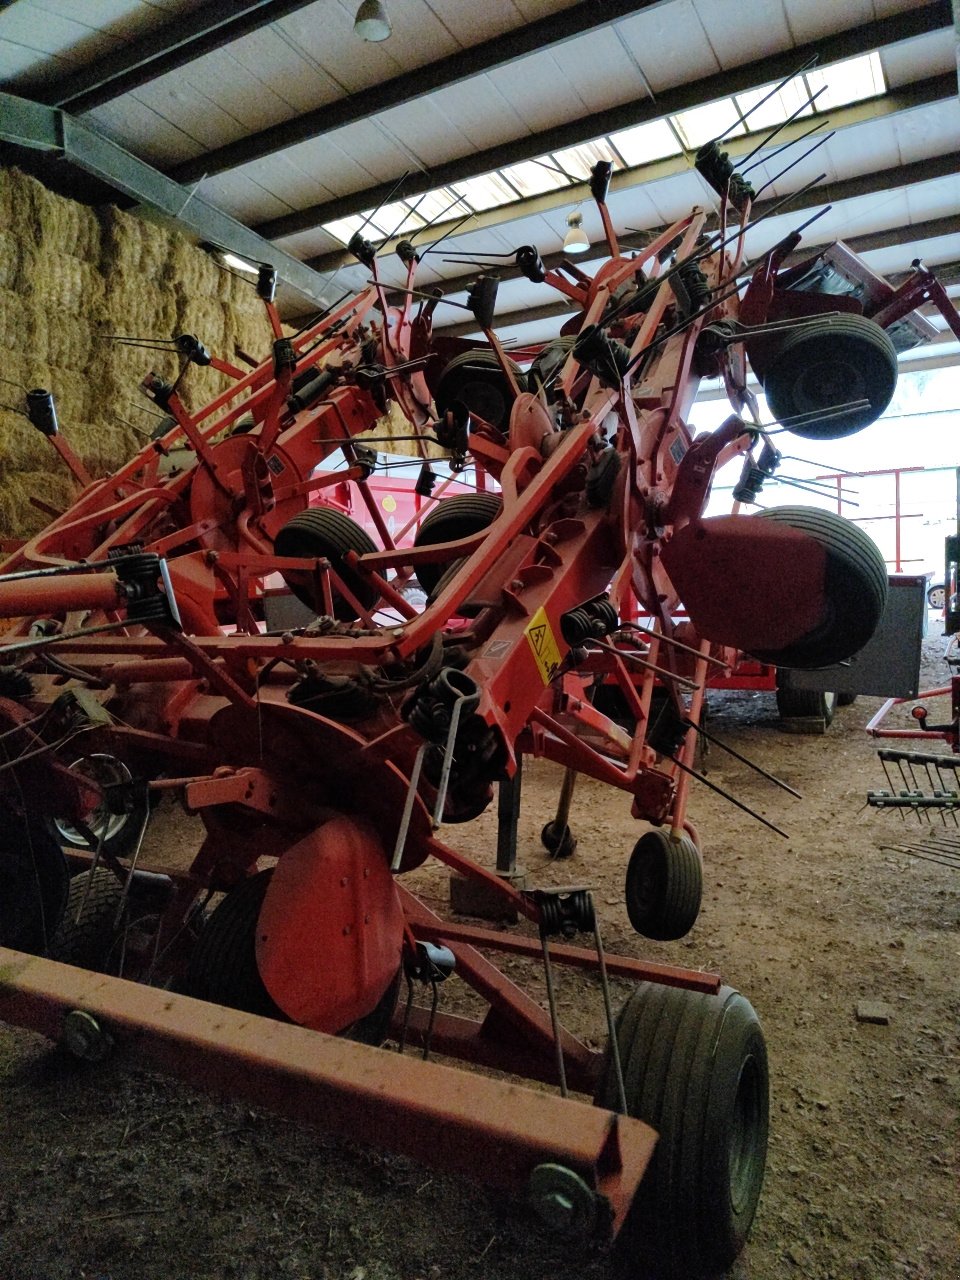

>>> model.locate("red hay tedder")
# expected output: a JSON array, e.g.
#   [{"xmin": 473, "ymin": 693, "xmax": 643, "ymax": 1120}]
[{"xmin": 0, "ymin": 146, "xmax": 957, "ymax": 1278}]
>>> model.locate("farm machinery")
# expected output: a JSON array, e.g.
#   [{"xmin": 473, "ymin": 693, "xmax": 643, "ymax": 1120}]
[{"xmin": 0, "ymin": 142, "xmax": 956, "ymax": 1278}]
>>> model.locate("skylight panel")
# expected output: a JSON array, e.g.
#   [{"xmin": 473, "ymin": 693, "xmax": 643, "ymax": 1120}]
[
  {"xmin": 805, "ymin": 51, "xmax": 885, "ymax": 110},
  {"xmin": 671, "ymin": 98, "xmax": 744, "ymax": 150},
  {"xmin": 451, "ymin": 171, "xmax": 520, "ymax": 211},
  {"xmin": 551, "ymin": 140, "xmax": 622, "ymax": 181},
  {"xmin": 406, "ymin": 186, "xmax": 471, "ymax": 225},
  {"xmin": 607, "ymin": 118, "xmax": 682, "ymax": 166},
  {"xmin": 735, "ymin": 78, "xmax": 814, "ymax": 134},
  {"xmin": 321, "ymin": 213, "xmax": 370, "ymax": 246},
  {"xmin": 499, "ymin": 159, "xmax": 570, "ymax": 198}
]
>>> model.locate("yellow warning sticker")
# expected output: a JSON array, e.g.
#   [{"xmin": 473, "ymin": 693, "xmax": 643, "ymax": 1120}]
[{"xmin": 525, "ymin": 606, "xmax": 562, "ymax": 685}]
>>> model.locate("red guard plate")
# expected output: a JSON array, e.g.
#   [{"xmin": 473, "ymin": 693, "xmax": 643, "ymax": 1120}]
[
  {"xmin": 256, "ymin": 814, "xmax": 404, "ymax": 1033},
  {"xmin": 660, "ymin": 515, "xmax": 827, "ymax": 652}
]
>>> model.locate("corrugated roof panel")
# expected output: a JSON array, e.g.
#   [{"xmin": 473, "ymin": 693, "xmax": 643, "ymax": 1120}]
[
  {"xmin": 273, "ymin": 228, "xmax": 346, "ymax": 260},
  {"xmin": 371, "ymin": 96, "xmax": 475, "ymax": 168},
  {"xmin": 0, "ymin": 4, "xmax": 119, "ymax": 78},
  {"xmin": 410, "ymin": 76, "xmax": 528, "ymax": 151},
  {"xmin": 239, "ymin": 152, "xmax": 337, "ymax": 215},
  {"xmin": 863, "ymin": 233, "xmax": 960, "ymax": 278},
  {"xmin": 693, "ymin": 0, "xmax": 793, "ymax": 65},
  {"xmin": 891, "ymin": 99, "xmax": 960, "ymax": 160},
  {"xmin": 128, "ymin": 76, "xmax": 258, "ymax": 151},
  {"xmin": 485, "ymin": 49, "xmax": 593, "ymax": 131},
  {"xmin": 547, "ymin": 27, "xmax": 652, "ymax": 114},
  {"xmin": 781, "ymin": 0, "xmax": 875, "ymax": 45},
  {"xmin": 275, "ymin": 0, "xmax": 458, "ymax": 98},
  {"xmin": 418, "ymin": 0, "xmax": 537, "ymax": 46},
  {"xmin": 171, "ymin": 50, "xmax": 299, "ymax": 135},
  {"xmin": 84, "ymin": 93, "xmax": 204, "ymax": 167},
  {"xmin": 880, "ymin": 27, "xmax": 955, "ymax": 87},
  {"xmin": 198, "ymin": 170, "xmax": 295, "ymax": 224},
  {"xmin": 222, "ymin": 27, "xmax": 344, "ymax": 116},
  {"xmin": 614, "ymin": 1, "xmax": 719, "ymax": 94},
  {"xmin": 904, "ymin": 174, "xmax": 960, "ymax": 223}
]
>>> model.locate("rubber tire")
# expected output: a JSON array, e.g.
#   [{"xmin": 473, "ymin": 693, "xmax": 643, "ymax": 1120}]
[
  {"xmin": 527, "ymin": 336, "xmax": 576, "ymax": 398},
  {"xmin": 595, "ymin": 982, "xmax": 769, "ymax": 1280},
  {"xmin": 0, "ymin": 807, "xmax": 69, "ymax": 954},
  {"xmin": 435, "ymin": 350, "xmax": 522, "ymax": 432},
  {"xmin": 836, "ymin": 691, "xmax": 858, "ymax": 707},
  {"xmin": 541, "ymin": 820, "xmax": 578, "ymax": 860},
  {"xmin": 413, "ymin": 493, "xmax": 502, "ymax": 597},
  {"xmin": 761, "ymin": 313, "xmax": 898, "ymax": 440},
  {"xmin": 48, "ymin": 868, "xmax": 124, "ymax": 971},
  {"xmin": 625, "ymin": 830, "xmax": 702, "ymax": 941},
  {"xmin": 775, "ymin": 681, "xmax": 836, "ymax": 725},
  {"xmin": 751, "ymin": 506, "xmax": 888, "ymax": 669},
  {"xmin": 274, "ymin": 507, "xmax": 378, "ymax": 621},
  {"xmin": 927, "ymin": 583, "xmax": 946, "ymax": 610},
  {"xmin": 185, "ymin": 870, "xmax": 400, "ymax": 1045},
  {"xmin": 50, "ymin": 754, "xmax": 149, "ymax": 858}
]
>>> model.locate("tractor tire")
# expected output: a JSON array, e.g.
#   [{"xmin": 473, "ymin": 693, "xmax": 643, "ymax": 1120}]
[
  {"xmin": 185, "ymin": 870, "xmax": 400, "ymax": 1045},
  {"xmin": 595, "ymin": 982, "xmax": 769, "ymax": 1280},
  {"xmin": 625, "ymin": 830, "xmax": 702, "ymax": 941},
  {"xmin": 49, "ymin": 868, "xmax": 124, "ymax": 971},
  {"xmin": 751, "ymin": 506, "xmax": 887, "ymax": 669},
  {"xmin": 761, "ymin": 313, "xmax": 898, "ymax": 439},
  {"xmin": 0, "ymin": 806, "xmax": 69, "ymax": 954},
  {"xmin": 50, "ymin": 753, "xmax": 149, "ymax": 858},
  {"xmin": 413, "ymin": 493, "xmax": 503, "ymax": 597},
  {"xmin": 774, "ymin": 679, "xmax": 836, "ymax": 726},
  {"xmin": 435, "ymin": 350, "xmax": 522, "ymax": 432},
  {"xmin": 274, "ymin": 507, "xmax": 378, "ymax": 621}
]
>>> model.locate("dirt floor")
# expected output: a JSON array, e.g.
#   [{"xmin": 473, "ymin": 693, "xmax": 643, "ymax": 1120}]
[{"xmin": 0, "ymin": 626, "xmax": 957, "ymax": 1280}]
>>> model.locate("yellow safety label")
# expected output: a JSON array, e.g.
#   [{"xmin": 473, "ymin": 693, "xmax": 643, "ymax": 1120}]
[{"xmin": 525, "ymin": 606, "xmax": 562, "ymax": 685}]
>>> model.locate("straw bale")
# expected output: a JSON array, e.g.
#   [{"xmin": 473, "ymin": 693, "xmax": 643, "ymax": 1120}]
[
  {"xmin": 27, "ymin": 254, "xmax": 104, "ymax": 314},
  {"xmin": 4, "ymin": 170, "xmax": 59, "ymax": 254},
  {"xmin": 0, "ymin": 288, "xmax": 25, "ymax": 350},
  {"xmin": 0, "ymin": 231, "xmax": 17, "ymax": 291},
  {"xmin": 41, "ymin": 310, "xmax": 96, "ymax": 371},
  {"xmin": 0, "ymin": 406, "xmax": 52, "ymax": 475},
  {"xmin": 0, "ymin": 459, "xmax": 77, "ymax": 541},
  {"xmin": 168, "ymin": 235, "xmax": 223, "ymax": 299}
]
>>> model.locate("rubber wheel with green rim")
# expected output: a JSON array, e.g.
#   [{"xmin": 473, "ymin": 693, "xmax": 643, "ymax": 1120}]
[{"xmin": 595, "ymin": 982, "xmax": 769, "ymax": 1280}]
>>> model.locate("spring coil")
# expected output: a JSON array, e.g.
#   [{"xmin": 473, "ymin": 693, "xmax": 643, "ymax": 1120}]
[
  {"xmin": 538, "ymin": 889, "xmax": 595, "ymax": 939},
  {"xmin": 560, "ymin": 597, "xmax": 619, "ymax": 646},
  {"xmin": 675, "ymin": 261, "xmax": 712, "ymax": 315}
]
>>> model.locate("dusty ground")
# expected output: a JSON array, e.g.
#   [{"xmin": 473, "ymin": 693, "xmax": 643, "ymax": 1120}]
[{"xmin": 0, "ymin": 627, "xmax": 957, "ymax": 1280}]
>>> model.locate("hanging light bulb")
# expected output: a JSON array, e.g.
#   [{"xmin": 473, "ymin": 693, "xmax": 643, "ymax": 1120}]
[
  {"xmin": 354, "ymin": 0, "xmax": 392, "ymax": 41},
  {"xmin": 563, "ymin": 211, "xmax": 590, "ymax": 254}
]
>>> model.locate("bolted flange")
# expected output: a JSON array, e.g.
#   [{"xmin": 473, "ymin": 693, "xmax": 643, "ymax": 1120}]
[{"xmin": 528, "ymin": 1163, "xmax": 598, "ymax": 1237}]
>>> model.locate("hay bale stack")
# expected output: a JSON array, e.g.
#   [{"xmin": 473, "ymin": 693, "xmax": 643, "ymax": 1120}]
[{"xmin": 0, "ymin": 168, "xmax": 277, "ymax": 539}]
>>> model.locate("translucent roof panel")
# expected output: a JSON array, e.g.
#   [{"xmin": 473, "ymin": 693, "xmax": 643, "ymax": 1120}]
[
  {"xmin": 322, "ymin": 213, "xmax": 369, "ymax": 246},
  {"xmin": 671, "ymin": 98, "xmax": 744, "ymax": 150},
  {"xmin": 735, "ymin": 77, "xmax": 815, "ymax": 135},
  {"xmin": 608, "ymin": 118, "xmax": 682, "ymax": 166},
  {"xmin": 805, "ymin": 52, "xmax": 885, "ymax": 111},
  {"xmin": 406, "ymin": 186, "xmax": 472, "ymax": 225},
  {"xmin": 550, "ymin": 139, "xmax": 623, "ymax": 181},
  {"xmin": 451, "ymin": 170, "xmax": 522, "ymax": 211},
  {"xmin": 499, "ymin": 158, "xmax": 570, "ymax": 198}
]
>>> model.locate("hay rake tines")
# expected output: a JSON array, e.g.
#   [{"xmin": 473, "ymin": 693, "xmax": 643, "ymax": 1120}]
[{"xmin": 868, "ymin": 747, "xmax": 960, "ymax": 827}]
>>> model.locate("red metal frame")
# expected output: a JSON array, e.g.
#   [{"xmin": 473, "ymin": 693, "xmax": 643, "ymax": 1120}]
[{"xmin": 0, "ymin": 162, "xmax": 950, "ymax": 1253}]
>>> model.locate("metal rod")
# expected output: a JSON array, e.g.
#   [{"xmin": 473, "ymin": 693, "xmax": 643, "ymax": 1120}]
[
  {"xmin": 391, "ymin": 742, "xmax": 428, "ymax": 871},
  {"xmin": 592, "ymin": 907, "xmax": 627, "ymax": 1115},
  {"xmin": 668, "ymin": 754, "xmax": 789, "ymax": 838},
  {"xmin": 538, "ymin": 933, "xmax": 568, "ymax": 1098},
  {"xmin": 681, "ymin": 718, "xmax": 802, "ymax": 797}
]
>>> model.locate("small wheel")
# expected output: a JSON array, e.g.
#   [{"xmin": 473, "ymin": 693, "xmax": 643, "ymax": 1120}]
[
  {"xmin": 435, "ymin": 350, "xmax": 522, "ymax": 431},
  {"xmin": 625, "ymin": 830, "xmax": 702, "ymax": 941},
  {"xmin": 540, "ymin": 820, "xmax": 577, "ymax": 860},
  {"xmin": 927, "ymin": 582, "xmax": 946, "ymax": 610},
  {"xmin": 413, "ymin": 493, "xmax": 502, "ymax": 597},
  {"xmin": 48, "ymin": 868, "xmax": 124, "ymax": 971},
  {"xmin": 775, "ymin": 677, "xmax": 836, "ymax": 726},
  {"xmin": 185, "ymin": 870, "xmax": 399, "ymax": 1044},
  {"xmin": 0, "ymin": 805, "xmax": 69, "ymax": 953},
  {"xmin": 752, "ymin": 506, "xmax": 888, "ymax": 669},
  {"xmin": 836, "ymin": 690, "xmax": 858, "ymax": 707},
  {"xmin": 50, "ymin": 754, "xmax": 148, "ymax": 858},
  {"xmin": 274, "ymin": 507, "xmax": 378, "ymax": 620},
  {"xmin": 595, "ymin": 982, "xmax": 769, "ymax": 1279},
  {"xmin": 760, "ymin": 313, "xmax": 898, "ymax": 439}
]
